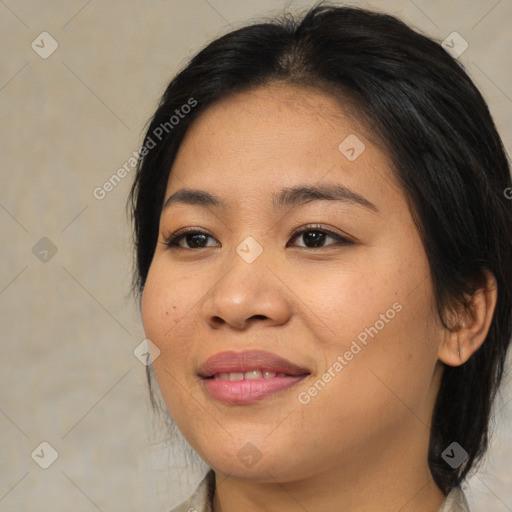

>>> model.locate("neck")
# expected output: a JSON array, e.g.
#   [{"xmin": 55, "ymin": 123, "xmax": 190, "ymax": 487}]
[{"xmin": 212, "ymin": 429, "xmax": 447, "ymax": 512}]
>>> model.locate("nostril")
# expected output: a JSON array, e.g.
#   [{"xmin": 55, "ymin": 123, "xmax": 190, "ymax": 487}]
[{"xmin": 250, "ymin": 315, "xmax": 267, "ymax": 321}]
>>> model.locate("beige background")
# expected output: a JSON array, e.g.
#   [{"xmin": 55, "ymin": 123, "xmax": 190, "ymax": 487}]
[{"xmin": 1, "ymin": 0, "xmax": 511, "ymax": 511}]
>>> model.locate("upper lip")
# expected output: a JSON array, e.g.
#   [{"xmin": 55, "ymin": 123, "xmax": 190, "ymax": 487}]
[{"xmin": 197, "ymin": 350, "xmax": 310, "ymax": 378}]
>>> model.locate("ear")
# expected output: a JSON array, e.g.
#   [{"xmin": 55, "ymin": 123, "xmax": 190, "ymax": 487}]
[{"xmin": 438, "ymin": 270, "xmax": 498, "ymax": 366}]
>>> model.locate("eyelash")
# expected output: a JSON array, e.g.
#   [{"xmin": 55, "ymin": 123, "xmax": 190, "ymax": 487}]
[{"xmin": 162, "ymin": 224, "xmax": 354, "ymax": 250}]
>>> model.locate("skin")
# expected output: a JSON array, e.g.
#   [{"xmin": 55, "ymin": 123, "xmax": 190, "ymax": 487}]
[{"xmin": 141, "ymin": 83, "xmax": 497, "ymax": 511}]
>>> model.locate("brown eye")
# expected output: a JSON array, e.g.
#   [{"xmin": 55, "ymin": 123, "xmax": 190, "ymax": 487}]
[
  {"xmin": 163, "ymin": 229, "xmax": 219, "ymax": 249},
  {"xmin": 162, "ymin": 225, "xmax": 353, "ymax": 250},
  {"xmin": 288, "ymin": 226, "xmax": 354, "ymax": 249}
]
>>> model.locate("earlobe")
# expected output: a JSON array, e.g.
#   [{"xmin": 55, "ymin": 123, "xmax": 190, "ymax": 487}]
[{"xmin": 437, "ymin": 270, "xmax": 498, "ymax": 367}]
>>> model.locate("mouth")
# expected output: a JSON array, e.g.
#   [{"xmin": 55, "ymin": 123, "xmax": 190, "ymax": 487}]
[
  {"xmin": 197, "ymin": 349, "xmax": 310, "ymax": 378},
  {"xmin": 205, "ymin": 370, "xmax": 305, "ymax": 380},
  {"xmin": 197, "ymin": 350, "xmax": 311, "ymax": 404}
]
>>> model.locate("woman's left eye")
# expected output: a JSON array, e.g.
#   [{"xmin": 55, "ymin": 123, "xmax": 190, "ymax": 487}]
[{"xmin": 287, "ymin": 226, "xmax": 353, "ymax": 249}]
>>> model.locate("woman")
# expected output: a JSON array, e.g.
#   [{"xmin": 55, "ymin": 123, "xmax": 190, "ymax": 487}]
[{"xmin": 128, "ymin": 4, "xmax": 512, "ymax": 511}]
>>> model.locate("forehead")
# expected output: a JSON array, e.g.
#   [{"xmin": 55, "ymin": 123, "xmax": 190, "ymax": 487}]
[{"xmin": 165, "ymin": 83, "xmax": 399, "ymax": 212}]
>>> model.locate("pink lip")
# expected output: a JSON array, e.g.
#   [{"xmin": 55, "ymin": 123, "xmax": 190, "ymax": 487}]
[
  {"xmin": 197, "ymin": 350, "xmax": 309, "ymax": 377},
  {"xmin": 203, "ymin": 375, "xmax": 308, "ymax": 404},
  {"xmin": 197, "ymin": 350, "xmax": 310, "ymax": 405}
]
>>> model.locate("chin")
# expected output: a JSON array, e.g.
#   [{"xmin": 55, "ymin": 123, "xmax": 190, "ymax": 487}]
[{"xmin": 193, "ymin": 433, "xmax": 310, "ymax": 483}]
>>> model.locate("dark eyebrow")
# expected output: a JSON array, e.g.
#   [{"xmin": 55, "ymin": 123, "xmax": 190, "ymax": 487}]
[
  {"xmin": 273, "ymin": 183, "xmax": 379, "ymax": 213},
  {"xmin": 163, "ymin": 189, "xmax": 226, "ymax": 210},
  {"xmin": 162, "ymin": 183, "xmax": 379, "ymax": 213}
]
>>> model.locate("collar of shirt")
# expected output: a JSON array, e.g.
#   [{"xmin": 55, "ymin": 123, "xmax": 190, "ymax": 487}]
[{"xmin": 169, "ymin": 470, "xmax": 471, "ymax": 512}]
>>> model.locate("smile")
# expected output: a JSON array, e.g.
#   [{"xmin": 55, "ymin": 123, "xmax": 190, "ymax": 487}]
[
  {"xmin": 211, "ymin": 370, "xmax": 295, "ymax": 380},
  {"xmin": 202, "ymin": 373, "xmax": 309, "ymax": 404},
  {"xmin": 197, "ymin": 350, "xmax": 311, "ymax": 404}
]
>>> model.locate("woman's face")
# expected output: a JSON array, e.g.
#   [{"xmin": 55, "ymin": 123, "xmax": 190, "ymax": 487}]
[{"xmin": 141, "ymin": 83, "xmax": 446, "ymax": 483}]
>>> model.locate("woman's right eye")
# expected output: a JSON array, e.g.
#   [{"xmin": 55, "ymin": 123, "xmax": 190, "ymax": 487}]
[{"xmin": 163, "ymin": 229, "xmax": 219, "ymax": 249}]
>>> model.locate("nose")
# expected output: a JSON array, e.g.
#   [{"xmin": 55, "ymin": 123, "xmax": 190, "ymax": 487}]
[{"xmin": 201, "ymin": 249, "xmax": 292, "ymax": 331}]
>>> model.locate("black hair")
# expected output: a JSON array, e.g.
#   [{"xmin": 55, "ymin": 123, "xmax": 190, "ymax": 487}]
[{"xmin": 127, "ymin": 2, "xmax": 512, "ymax": 494}]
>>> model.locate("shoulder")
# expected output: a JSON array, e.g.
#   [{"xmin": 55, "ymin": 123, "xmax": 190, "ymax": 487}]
[
  {"xmin": 438, "ymin": 486, "xmax": 471, "ymax": 512},
  {"xmin": 168, "ymin": 470, "xmax": 215, "ymax": 512}
]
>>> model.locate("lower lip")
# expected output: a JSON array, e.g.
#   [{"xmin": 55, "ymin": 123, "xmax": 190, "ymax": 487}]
[{"xmin": 202, "ymin": 375, "xmax": 308, "ymax": 404}]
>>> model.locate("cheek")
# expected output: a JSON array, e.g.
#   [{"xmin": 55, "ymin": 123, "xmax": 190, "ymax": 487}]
[
  {"xmin": 298, "ymin": 244, "xmax": 440, "ymax": 400},
  {"xmin": 140, "ymin": 266, "xmax": 194, "ymax": 395},
  {"xmin": 315, "ymin": 275, "xmax": 441, "ymax": 427},
  {"xmin": 285, "ymin": 259, "xmax": 400, "ymax": 350},
  {"xmin": 140, "ymin": 264, "xmax": 198, "ymax": 416},
  {"xmin": 140, "ymin": 261, "xmax": 197, "ymax": 348},
  {"xmin": 140, "ymin": 271, "xmax": 168, "ymax": 346}
]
